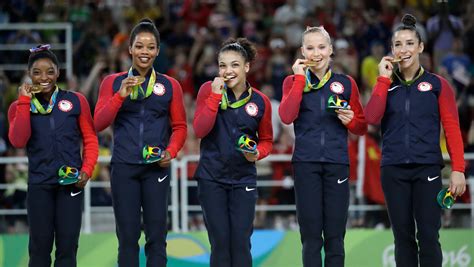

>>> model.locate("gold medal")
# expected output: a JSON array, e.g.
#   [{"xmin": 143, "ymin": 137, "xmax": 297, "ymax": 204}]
[
  {"xmin": 304, "ymin": 60, "xmax": 317, "ymax": 67},
  {"xmin": 134, "ymin": 76, "xmax": 146, "ymax": 85},
  {"xmin": 30, "ymin": 85, "xmax": 43, "ymax": 94}
]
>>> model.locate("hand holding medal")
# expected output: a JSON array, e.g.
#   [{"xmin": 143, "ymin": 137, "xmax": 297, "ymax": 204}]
[
  {"xmin": 437, "ymin": 188, "xmax": 455, "ymax": 209},
  {"xmin": 236, "ymin": 134, "xmax": 259, "ymax": 162},
  {"xmin": 58, "ymin": 165, "xmax": 80, "ymax": 185}
]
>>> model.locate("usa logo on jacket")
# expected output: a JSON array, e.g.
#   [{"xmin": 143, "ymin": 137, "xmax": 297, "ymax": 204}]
[
  {"xmin": 58, "ymin": 100, "xmax": 73, "ymax": 112},
  {"xmin": 417, "ymin": 82, "xmax": 433, "ymax": 92},
  {"xmin": 330, "ymin": 82, "xmax": 344, "ymax": 94},
  {"xmin": 245, "ymin": 102, "xmax": 258, "ymax": 117},
  {"xmin": 153, "ymin": 83, "xmax": 166, "ymax": 96}
]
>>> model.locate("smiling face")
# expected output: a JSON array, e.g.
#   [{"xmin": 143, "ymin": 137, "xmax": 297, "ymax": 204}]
[
  {"xmin": 301, "ymin": 31, "xmax": 333, "ymax": 72},
  {"xmin": 129, "ymin": 32, "xmax": 159, "ymax": 74},
  {"xmin": 218, "ymin": 50, "xmax": 249, "ymax": 90},
  {"xmin": 29, "ymin": 58, "xmax": 59, "ymax": 94},
  {"xmin": 391, "ymin": 29, "xmax": 424, "ymax": 70}
]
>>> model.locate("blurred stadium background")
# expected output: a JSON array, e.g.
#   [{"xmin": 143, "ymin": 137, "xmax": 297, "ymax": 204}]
[{"xmin": 0, "ymin": 0, "xmax": 473, "ymax": 266}]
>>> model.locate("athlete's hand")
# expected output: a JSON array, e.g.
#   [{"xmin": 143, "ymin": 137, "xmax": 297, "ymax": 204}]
[
  {"xmin": 292, "ymin": 59, "xmax": 306, "ymax": 76},
  {"xmin": 76, "ymin": 172, "xmax": 90, "ymax": 188},
  {"xmin": 336, "ymin": 105, "xmax": 354, "ymax": 125},
  {"xmin": 158, "ymin": 150, "xmax": 172, "ymax": 168},
  {"xmin": 449, "ymin": 171, "xmax": 466, "ymax": 198},
  {"xmin": 243, "ymin": 149, "xmax": 259, "ymax": 162},
  {"xmin": 118, "ymin": 77, "xmax": 139, "ymax": 98},
  {"xmin": 378, "ymin": 56, "xmax": 396, "ymax": 78},
  {"xmin": 211, "ymin": 77, "xmax": 225, "ymax": 94},
  {"xmin": 18, "ymin": 83, "xmax": 33, "ymax": 98}
]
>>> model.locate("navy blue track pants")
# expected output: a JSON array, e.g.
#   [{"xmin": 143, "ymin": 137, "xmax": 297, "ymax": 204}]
[
  {"xmin": 293, "ymin": 162, "xmax": 350, "ymax": 267},
  {"xmin": 381, "ymin": 164, "xmax": 442, "ymax": 267},
  {"xmin": 111, "ymin": 163, "xmax": 170, "ymax": 267},
  {"xmin": 27, "ymin": 184, "xmax": 84, "ymax": 267},
  {"xmin": 198, "ymin": 178, "xmax": 258, "ymax": 267}
]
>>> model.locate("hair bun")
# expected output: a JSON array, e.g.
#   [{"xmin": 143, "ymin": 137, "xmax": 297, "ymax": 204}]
[
  {"xmin": 401, "ymin": 14, "xmax": 417, "ymax": 27},
  {"xmin": 138, "ymin": 18, "xmax": 153, "ymax": 24},
  {"xmin": 29, "ymin": 44, "xmax": 51, "ymax": 53}
]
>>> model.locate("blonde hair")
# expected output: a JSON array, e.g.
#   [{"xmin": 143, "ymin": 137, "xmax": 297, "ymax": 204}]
[{"xmin": 302, "ymin": 26, "xmax": 332, "ymax": 44}]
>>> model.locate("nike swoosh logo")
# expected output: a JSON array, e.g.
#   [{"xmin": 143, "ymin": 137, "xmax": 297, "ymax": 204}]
[
  {"xmin": 158, "ymin": 175, "xmax": 168, "ymax": 183},
  {"xmin": 245, "ymin": 186, "xmax": 256, "ymax": 192},
  {"xmin": 427, "ymin": 176, "xmax": 439, "ymax": 182},
  {"xmin": 388, "ymin": 85, "xmax": 401, "ymax": 91},
  {"xmin": 337, "ymin": 177, "xmax": 349, "ymax": 184},
  {"xmin": 70, "ymin": 191, "xmax": 82, "ymax": 197}
]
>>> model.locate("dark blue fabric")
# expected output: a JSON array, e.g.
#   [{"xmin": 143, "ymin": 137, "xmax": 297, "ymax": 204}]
[
  {"xmin": 195, "ymin": 89, "xmax": 266, "ymax": 184},
  {"xmin": 381, "ymin": 164, "xmax": 442, "ymax": 267},
  {"xmin": 110, "ymin": 163, "xmax": 170, "ymax": 267},
  {"xmin": 198, "ymin": 179, "xmax": 257, "ymax": 267},
  {"xmin": 293, "ymin": 162, "xmax": 349, "ymax": 267},
  {"xmin": 292, "ymin": 72, "xmax": 353, "ymax": 164},
  {"xmin": 110, "ymin": 72, "xmax": 173, "ymax": 164},
  {"xmin": 27, "ymin": 184, "xmax": 83, "ymax": 267},
  {"xmin": 27, "ymin": 90, "xmax": 83, "ymax": 184},
  {"xmin": 381, "ymin": 71, "xmax": 443, "ymax": 167}
]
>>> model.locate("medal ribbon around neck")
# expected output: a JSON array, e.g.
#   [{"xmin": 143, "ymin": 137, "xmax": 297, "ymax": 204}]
[
  {"xmin": 127, "ymin": 67, "xmax": 156, "ymax": 100},
  {"xmin": 30, "ymin": 86, "xmax": 59, "ymax": 114},
  {"xmin": 220, "ymin": 85, "xmax": 252, "ymax": 110},
  {"xmin": 393, "ymin": 67, "xmax": 424, "ymax": 86},
  {"xmin": 304, "ymin": 69, "xmax": 332, "ymax": 93}
]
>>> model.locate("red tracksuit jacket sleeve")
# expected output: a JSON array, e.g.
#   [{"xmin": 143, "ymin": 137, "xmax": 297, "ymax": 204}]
[
  {"xmin": 279, "ymin": 74, "xmax": 306, "ymax": 124},
  {"xmin": 364, "ymin": 76, "xmax": 392, "ymax": 125},
  {"xmin": 166, "ymin": 75, "xmax": 188, "ymax": 158},
  {"xmin": 346, "ymin": 75, "xmax": 368, "ymax": 135},
  {"xmin": 437, "ymin": 76, "xmax": 465, "ymax": 172},
  {"xmin": 193, "ymin": 81, "xmax": 222, "ymax": 138},
  {"xmin": 256, "ymin": 91, "xmax": 273, "ymax": 160},
  {"xmin": 76, "ymin": 92, "xmax": 99, "ymax": 177},
  {"xmin": 94, "ymin": 74, "xmax": 126, "ymax": 131},
  {"xmin": 8, "ymin": 95, "xmax": 32, "ymax": 148}
]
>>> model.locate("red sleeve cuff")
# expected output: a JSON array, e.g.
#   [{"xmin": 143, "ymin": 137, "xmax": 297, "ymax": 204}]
[
  {"xmin": 206, "ymin": 92, "xmax": 222, "ymax": 111},
  {"xmin": 452, "ymin": 166, "xmax": 465, "ymax": 173},
  {"xmin": 294, "ymin": 74, "xmax": 306, "ymax": 82},
  {"xmin": 18, "ymin": 95, "xmax": 31, "ymax": 104},
  {"xmin": 377, "ymin": 76, "xmax": 392, "ymax": 85},
  {"xmin": 112, "ymin": 92, "xmax": 126, "ymax": 105},
  {"xmin": 81, "ymin": 167, "xmax": 94, "ymax": 178}
]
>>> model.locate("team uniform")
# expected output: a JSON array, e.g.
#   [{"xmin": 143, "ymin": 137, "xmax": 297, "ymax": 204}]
[
  {"xmin": 365, "ymin": 69, "xmax": 465, "ymax": 267},
  {"xmin": 279, "ymin": 71, "xmax": 367, "ymax": 267},
  {"xmin": 8, "ymin": 89, "xmax": 98, "ymax": 267},
  {"xmin": 94, "ymin": 69, "xmax": 187, "ymax": 267},
  {"xmin": 193, "ymin": 81, "xmax": 273, "ymax": 267}
]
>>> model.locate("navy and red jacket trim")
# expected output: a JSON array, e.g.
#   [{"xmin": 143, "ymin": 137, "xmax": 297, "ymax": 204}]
[
  {"xmin": 365, "ymin": 72, "xmax": 465, "ymax": 172},
  {"xmin": 8, "ymin": 90, "xmax": 99, "ymax": 184},
  {"xmin": 94, "ymin": 70, "xmax": 187, "ymax": 163},
  {"xmin": 279, "ymin": 72, "xmax": 367, "ymax": 164},
  {"xmin": 193, "ymin": 81, "xmax": 273, "ymax": 184}
]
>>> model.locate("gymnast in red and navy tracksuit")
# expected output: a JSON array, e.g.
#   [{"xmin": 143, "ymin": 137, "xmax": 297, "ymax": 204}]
[
  {"xmin": 94, "ymin": 19, "xmax": 187, "ymax": 267},
  {"xmin": 8, "ymin": 45, "xmax": 98, "ymax": 267},
  {"xmin": 365, "ymin": 14, "xmax": 466, "ymax": 267},
  {"xmin": 193, "ymin": 38, "xmax": 273, "ymax": 267},
  {"xmin": 279, "ymin": 26, "xmax": 367, "ymax": 267}
]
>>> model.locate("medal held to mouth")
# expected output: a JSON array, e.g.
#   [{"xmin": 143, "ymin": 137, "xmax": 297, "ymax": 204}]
[{"xmin": 30, "ymin": 85, "xmax": 43, "ymax": 94}]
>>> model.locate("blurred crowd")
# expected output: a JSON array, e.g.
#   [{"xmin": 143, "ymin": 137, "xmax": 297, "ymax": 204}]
[{"xmin": 0, "ymin": 0, "xmax": 473, "ymax": 233}]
